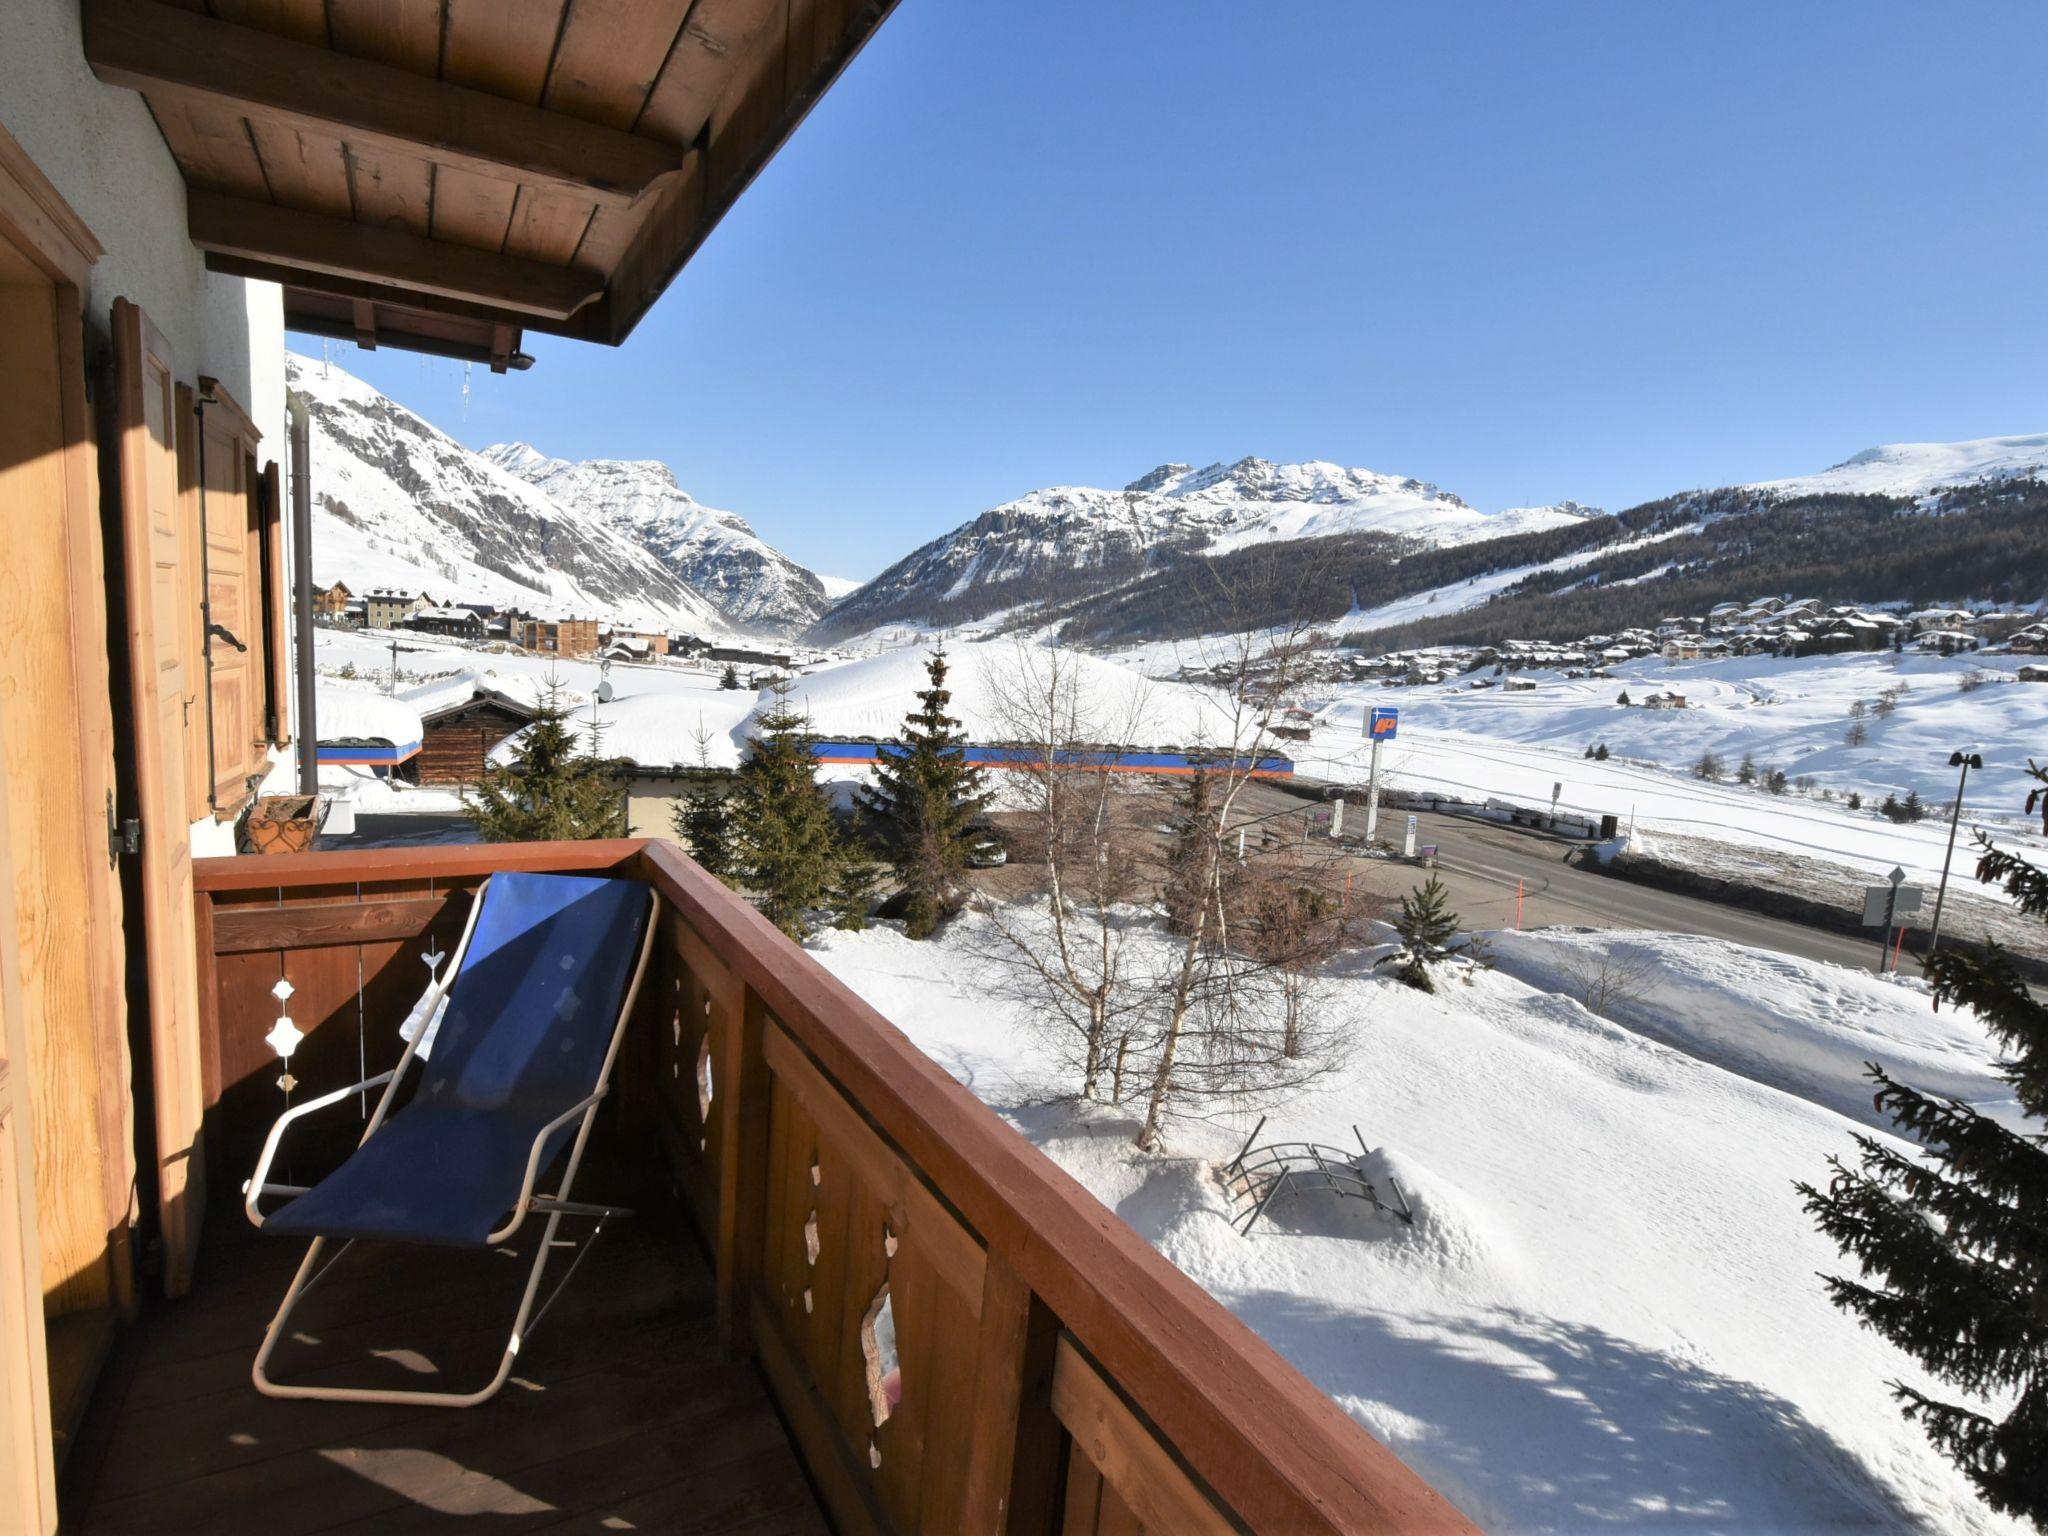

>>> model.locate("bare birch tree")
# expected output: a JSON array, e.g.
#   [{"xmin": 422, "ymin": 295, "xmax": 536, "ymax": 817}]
[
  {"xmin": 1131, "ymin": 607, "xmax": 1334, "ymax": 1149},
  {"xmin": 970, "ymin": 642, "xmax": 1154, "ymax": 1101}
]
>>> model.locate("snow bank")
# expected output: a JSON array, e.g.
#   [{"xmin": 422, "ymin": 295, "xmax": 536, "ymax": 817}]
[
  {"xmin": 807, "ymin": 911, "xmax": 2022, "ymax": 1534},
  {"xmin": 1483, "ymin": 928, "xmax": 2016, "ymax": 1132}
]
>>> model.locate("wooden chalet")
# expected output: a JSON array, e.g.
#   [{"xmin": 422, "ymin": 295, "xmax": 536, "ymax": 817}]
[
  {"xmin": 0, "ymin": 2, "xmax": 1472, "ymax": 1532},
  {"xmin": 416, "ymin": 684, "xmax": 540, "ymax": 786}
]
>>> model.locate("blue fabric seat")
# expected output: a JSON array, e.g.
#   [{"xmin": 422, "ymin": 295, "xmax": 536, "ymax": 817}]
[{"xmin": 264, "ymin": 872, "xmax": 653, "ymax": 1248}]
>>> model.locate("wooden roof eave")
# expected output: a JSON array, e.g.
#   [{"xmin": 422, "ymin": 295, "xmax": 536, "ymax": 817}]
[{"xmin": 83, "ymin": 0, "xmax": 902, "ymax": 364}]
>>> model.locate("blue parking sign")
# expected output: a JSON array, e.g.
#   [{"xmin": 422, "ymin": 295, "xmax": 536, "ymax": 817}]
[{"xmin": 1368, "ymin": 707, "xmax": 1399, "ymax": 742}]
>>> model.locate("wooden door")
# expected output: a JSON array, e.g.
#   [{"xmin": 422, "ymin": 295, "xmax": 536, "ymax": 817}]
[
  {"xmin": 0, "ymin": 727, "xmax": 58, "ymax": 1533},
  {"xmin": 113, "ymin": 300, "xmax": 208, "ymax": 1297}
]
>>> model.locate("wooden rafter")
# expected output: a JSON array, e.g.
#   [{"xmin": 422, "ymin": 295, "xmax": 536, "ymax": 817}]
[
  {"xmin": 83, "ymin": 0, "xmax": 683, "ymax": 207},
  {"xmin": 187, "ymin": 192, "xmax": 604, "ymax": 320}
]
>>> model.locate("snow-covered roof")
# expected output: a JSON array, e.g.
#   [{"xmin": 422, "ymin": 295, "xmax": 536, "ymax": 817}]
[
  {"xmin": 317, "ymin": 685, "xmax": 423, "ymax": 745},
  {"xmin": 412, "ymin": 605, "xmax": 480, "ymax": 622}
]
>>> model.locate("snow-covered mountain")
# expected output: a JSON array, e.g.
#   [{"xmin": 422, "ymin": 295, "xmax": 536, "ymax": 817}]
[
  {"xmin": 482, "ymin": 446, "xmax": 829, "ymax": 636},
  {"xmin": 290, "ymin": 352, "xmax": 728, "ymax": 633},
  {"xmin": 1747, "ymin": 431, "xmax": 2048, "ymax": 500},
  {"xmin": 813, "ymin": 455, "xmax": 1600, "ymax": 640}
]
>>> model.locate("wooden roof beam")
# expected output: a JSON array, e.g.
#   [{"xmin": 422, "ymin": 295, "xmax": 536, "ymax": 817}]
[
  {"xmin": 84, "ymin": 0, "xmax": 682, "ymax": 207},
  {"xmin": 188, "ymin": 191, "xmax": 604, "ymax": 320}
]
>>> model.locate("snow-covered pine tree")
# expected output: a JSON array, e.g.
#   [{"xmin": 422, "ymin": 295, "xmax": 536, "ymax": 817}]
[
  {"xmin": 465, "ymin": 678, "xmax": 623, "ymax": 841},
  {"xmin": 856, "ymin": 646, "xmax": 991, "ymax": 939},
  {"xmin": 1380, "ymin": 874, "xmax": 1461, "ymax": 993},
  {"xmin": 1799, "ymin": 760, "xmax": 2048, "ymax": 1525},
  {"xmin": 719, "ymin": 663, "xmax": 741, "ymax": 690},
  {"xmin": 728, "ymin": 679, "xmax": 850, "ymax": 938}
]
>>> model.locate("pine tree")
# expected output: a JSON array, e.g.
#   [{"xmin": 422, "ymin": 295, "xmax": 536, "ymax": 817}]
[
  {"xmin": 464, "ymin": 679, "xmax": 623, "ymax": 841},
  {"xmin": 673, "ymin": 779, "xmax": 737, "ymax": 881},
  {"xmin": 855, "ymin": 647, "xmax": 992, "ymax": 940},
  {"xmin": 719, "ymin": 663, "xmax": 741, "ymax": 690},
  {"xmin": 727, "ymin": 679, "xmax": 850, "ymax": 938},
  {"xmin": 1799, "ymin": 760, "xmax": 2048, "ymax": 1524},
  {"xmin": 1379, "ymin": 875, "xmax": 1461, "ymax": 994},
  {"xmin": 1594, "ymin": 743, "xmax": 1610, "ymax": 761}
]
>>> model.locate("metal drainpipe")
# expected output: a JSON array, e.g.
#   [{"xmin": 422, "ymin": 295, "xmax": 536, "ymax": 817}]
[
  {"xmin": 288, "ymin": 391, "xmax": 318, "ymax": 796},
  {"xmin": 194, "ymin": 387, "xmax": 220, "ymax": 817}
]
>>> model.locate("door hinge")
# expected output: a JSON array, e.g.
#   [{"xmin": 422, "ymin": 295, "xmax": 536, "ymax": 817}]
[{"xmin": 108, "ymin": 791, "xmax": 141, "ymax": 863}]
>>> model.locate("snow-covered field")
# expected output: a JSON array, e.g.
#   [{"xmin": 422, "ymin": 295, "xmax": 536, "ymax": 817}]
[
  {"xmin": 1300, "ymin": 649, "xmax": 2048, "ymax": 895},
  {"xmin": 313, "ymin": 626, "xmax": 2047, "ymax": 919},
  {"xmin": 809, "ymin": 911, "xmax": 2023, "ymax": 1534}
]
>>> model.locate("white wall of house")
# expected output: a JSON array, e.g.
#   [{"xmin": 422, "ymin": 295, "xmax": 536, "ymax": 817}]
[{"xmin": 2, "ymin": 0, "xmax": 285, "ymax": 439}]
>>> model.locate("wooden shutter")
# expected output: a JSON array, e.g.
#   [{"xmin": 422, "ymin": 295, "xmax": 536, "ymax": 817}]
[
  {"xmin": 258, "ymin": 460, "xmax": 290, "ymax": 746},
  {"xmin": 114, "ymin": 300, "xmax": 208, "ymax": 1296},
  {"xmin": 195, "ymin": 379, "xmax": 264, "ymax": 815}
]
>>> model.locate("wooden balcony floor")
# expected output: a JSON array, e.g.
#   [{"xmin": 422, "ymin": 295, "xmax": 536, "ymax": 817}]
[{"xmin": 65, "ymin": 1139, "xmax": 828, "ymax": 1535}]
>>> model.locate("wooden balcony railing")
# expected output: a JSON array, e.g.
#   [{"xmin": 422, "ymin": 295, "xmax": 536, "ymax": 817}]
[{"xmin": 192, "ymin": 840, "xmax": 1475, "ymax": 1536}]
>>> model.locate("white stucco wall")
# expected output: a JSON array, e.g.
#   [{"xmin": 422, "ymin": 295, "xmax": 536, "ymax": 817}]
[{"xmin": 1, "ymin": 0, "xmax": 285, "ymax": 438}]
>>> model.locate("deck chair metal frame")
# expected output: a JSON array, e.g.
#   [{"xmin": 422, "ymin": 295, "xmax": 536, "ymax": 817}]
[{"xmin": 242, "ymin": 874, "xmax": 661, "ymax": 1408}]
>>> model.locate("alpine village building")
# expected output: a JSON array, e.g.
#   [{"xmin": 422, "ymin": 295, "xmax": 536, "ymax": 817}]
[{"xmin": 0, "ymin": 3, "xmax": 1468, "ymax": 1533}]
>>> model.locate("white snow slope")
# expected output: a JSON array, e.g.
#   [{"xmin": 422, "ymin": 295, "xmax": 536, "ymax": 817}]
[
  {"xmin": 483, "ymin": 444, "xmax": 829, "ymax": 636},
  {"xmin": 1750, "ymin": 431, "xmax": 2048, "ymax": 500},
  {"xmin": 291, "ymin": 351, "xmax": 729, "ymax": 633},
  {"xmin": 809, "ymin": 911, "xmax": 2024, "ymax": 1535}
]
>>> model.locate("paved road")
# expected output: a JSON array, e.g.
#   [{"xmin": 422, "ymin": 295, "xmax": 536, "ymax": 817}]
[
  {"xmin": 1403, "ymin": 809, "xmax": 1918, "ymax": 978},
  {"xmin": 1233, "ymin": 782, "xmax": 1919, "ymax": 979}
]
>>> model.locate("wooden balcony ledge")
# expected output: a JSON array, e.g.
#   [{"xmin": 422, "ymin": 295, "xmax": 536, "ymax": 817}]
[{"xmin": 65, "ymin": 840, "xmax": 1475, "ymax": 1536}]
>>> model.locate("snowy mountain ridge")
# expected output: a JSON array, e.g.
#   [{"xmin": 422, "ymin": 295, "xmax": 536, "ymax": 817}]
[
  {"xmin": 288, "ymin": 352, "xmax": 731, "ymax": 635},
  {"xmin": 813, "ymin": 455, "xmax": 1601, "ymax": 640},
  {"xmin": 481, "ymin": 444, "xmax": 831, "ymax": 635}
]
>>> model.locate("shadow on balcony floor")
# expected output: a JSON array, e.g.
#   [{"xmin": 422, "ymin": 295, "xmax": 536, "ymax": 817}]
[{"xmin": 65, "ymin": 1139, "xmax": 827, "ymax": 1534}]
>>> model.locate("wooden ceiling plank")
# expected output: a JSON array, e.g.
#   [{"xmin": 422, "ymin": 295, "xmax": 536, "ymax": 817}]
[
  {"xmin": 325, "ymin": 0, "xmax": 440, "ymax": 75},
  {"xmin": 344, "ymin": 144, "xmax": 434, "ymax": 237},
  {"xmin": 442, "ymin": 0, "xmax": 567, "ymax": 104},
  {"xmin": 187, "ymin": 189, "xmax": 603, "ymax": 318},
  {"xmin": 636, "ymin": 0, "xmax": 781, "ymax": 145},
  {"xmin": 87, "ymin": 0, "xmax": 680, "ymax": 205},
  {"xmin": 349, "ymin": 298, "xmax": 378, "ymax": 348},
  {"xmin": 429, "ymin": 164, "xmax": 517, "ymax": 251},
  {"xmin": 144, "ymin": 94, "xmax": 270, "ymax": 195},
  {"xmin": 208, "ymin": 0, "xmax": 328, "ymax": 46},
  {"xmin": 502, "ymin": 185, "xmax": 596, "ymax": 266},
  {"xmin": 543, "ymin": 0, "xmax": 693, "ymax": 131},
  {"xmin": 245, "ymin": 120, "xmax": 354, "ymax": 219}
]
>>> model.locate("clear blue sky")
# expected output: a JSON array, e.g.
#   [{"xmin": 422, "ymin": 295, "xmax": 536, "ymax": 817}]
[{"xmin": 296, "ymin": 0, "xmax": 2048, "ymax": 580}]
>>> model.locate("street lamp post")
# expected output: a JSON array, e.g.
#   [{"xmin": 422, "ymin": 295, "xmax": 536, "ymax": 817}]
[{"xmin": 1925, "ymin": 750, "xmax": 1983, "ymax": 960}]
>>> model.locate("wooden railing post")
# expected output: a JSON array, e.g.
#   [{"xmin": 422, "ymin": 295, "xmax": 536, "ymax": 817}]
[
  {"xmin": 962, "ymin": 1251, "xmax": 1065, "ymax": 1536},
  {"xmin": 712, "ymin": 975, "xmax": 773, "ymax": 1357}
]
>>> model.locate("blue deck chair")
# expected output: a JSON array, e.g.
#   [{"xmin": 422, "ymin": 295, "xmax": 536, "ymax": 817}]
[{"xmin": 243, "ymin": 871, "xmax": 659, "ymax": 1407}]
